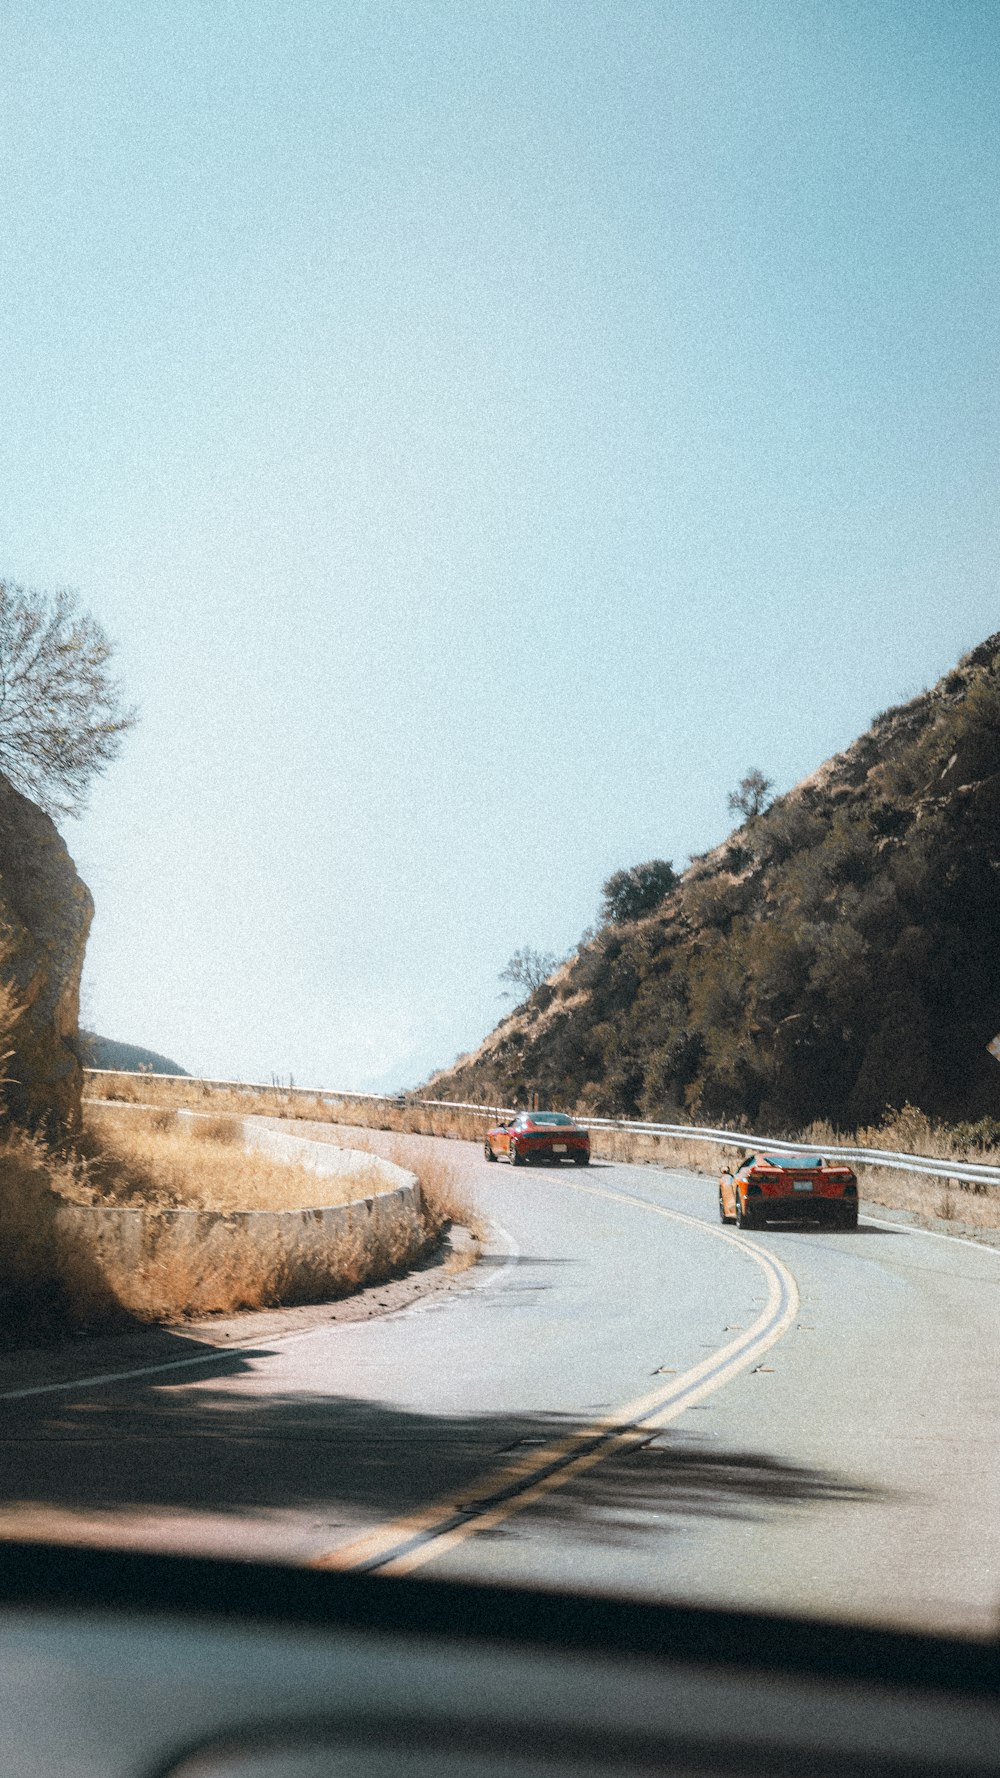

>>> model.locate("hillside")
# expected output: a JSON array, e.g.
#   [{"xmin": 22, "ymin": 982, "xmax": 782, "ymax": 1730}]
[
  {"xmin": 80, "ymin": 1034, "xmax": 188, "ymax": 1076},
  {"xmin": 429, "ymin": 634, "xmax": 1000, "ymax": 1130}
]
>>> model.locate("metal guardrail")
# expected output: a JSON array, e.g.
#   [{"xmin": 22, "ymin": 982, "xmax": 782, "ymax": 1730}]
[{"xmin": 82, "ymin": 1070, "xmax": 1000, "ymax": 1189}]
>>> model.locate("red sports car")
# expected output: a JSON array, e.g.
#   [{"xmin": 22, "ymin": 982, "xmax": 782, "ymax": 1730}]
[
  {"xmin": 485, "ymin": 1110, "xmax": 591, "ymax": 1167},
  {"xmin": 719, "ymin": 1151, "xmax": 858, "ymax": 1229}
]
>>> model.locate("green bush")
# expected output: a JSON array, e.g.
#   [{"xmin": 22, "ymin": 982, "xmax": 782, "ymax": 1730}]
[{"xmin": 600, "ymin": 860, "xmax": 678, "ymax": 925}]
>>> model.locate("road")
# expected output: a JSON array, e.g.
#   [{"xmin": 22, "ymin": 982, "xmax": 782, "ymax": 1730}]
[{"xmin": 3, "ymin": 1131, "xmax": 1000, "ymax": 1637}]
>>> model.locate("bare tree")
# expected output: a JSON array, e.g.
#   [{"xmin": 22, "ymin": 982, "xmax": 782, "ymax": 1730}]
[
  {"xmin": 727, "ymin": 768, "xmax": 773, "ymax": 822},
  {"xmin": 0, "ymin": 581, "xmax": 136, "ymax": 818},
  {"xmin": 499, "ymin": 946, "xmax": 559, "ymax": 1000}
]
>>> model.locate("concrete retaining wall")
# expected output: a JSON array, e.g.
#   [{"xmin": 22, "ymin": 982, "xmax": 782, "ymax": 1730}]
[
  {"xmin": 52, "ymin": 1177, "xmax": 422, "ymax": 1281},
  {"xmin": 62, "ymin": 1112, "xmax": 422, "ymax": 1288}
]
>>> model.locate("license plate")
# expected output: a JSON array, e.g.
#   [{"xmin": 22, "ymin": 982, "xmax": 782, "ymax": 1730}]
[
  {"xmin": 792, "ymin": 1180, "xmax": 813, "ymax": 1192},
  {"xmin": 552, "ymin": 1143, "xmax": 567, "ymax": 1153}
]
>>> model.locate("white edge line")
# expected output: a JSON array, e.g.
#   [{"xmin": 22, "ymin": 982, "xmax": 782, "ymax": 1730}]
[
  {"xmin": 861, "ymin": 1212, "xmax": 1000, "ymax": 1255},
  {"xmin": 2, "ymin": 1215, "xmax": 518, "ymax": 1406},
  {"xmin": 0, "ymin": 1314, "xmax": 389, "ymax": 1401},
  {"xmin": 471, "ymin": 1220, "xmax": 520, "ymax": 1290},
  {"xmin": 0, "ymin": 1348, "xmax": 253, "ymax": 1402}
]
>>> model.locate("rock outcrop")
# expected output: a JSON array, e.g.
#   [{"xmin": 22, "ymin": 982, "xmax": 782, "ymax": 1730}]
[{"xmin": 0, "ymin": 774, "xmax": 93, "ymax": 1130}]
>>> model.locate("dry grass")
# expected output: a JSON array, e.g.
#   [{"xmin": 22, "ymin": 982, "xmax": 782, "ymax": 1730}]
[
  {"xmin": 0, "ymin": 1126, "xmax": 129, "ymax": 1340},
  {"xmin": 850, "ymin": 1165, "xmax": 1000, "ymax": 1228},
  {"xmin": 76, "ymin": 1103, "xmax": 394, "ymax": 1213},
  {"xmin": 81, "ymin": 1104, "xmax": 488, "ymax": 1245},
  {"xmin": 798, "ymin": 1108, "xmax": 1000, "ymax": 1228},
  {"xmin": 85, "ymin": 1074, "xmax": 491, "ymax": 1253},
  {"xmin": 386, "ymin": 1138, "xmax": 487, "ymax": 1263},
  {"xmin": 86, "ymin": 1071, "xmax": 492, "ymax": 1142},
  {"xmin": 97, "ymin": 1196, "xmax": 430, "ymax": 1324},
  {"xmin": 295, "ymin": 1122, "xmax": 489, "ymax": 1262},
  {"xmin": 0, "ymin": 1106, "xmax": 446, "ymax": 1344},
  {"xmin": 803, "ymin": 1103, "xmax": 1000, "ymax": 1168}
]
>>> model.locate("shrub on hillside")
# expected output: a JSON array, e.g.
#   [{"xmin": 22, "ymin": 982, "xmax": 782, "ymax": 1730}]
[
  {"xmin": 727, "ymin": 769, "xmax": 773, "ymax": 821},
  {"xmin": 498, "ymin": 946, "xmax": 559, "ymax": 1000},
  {"xmin": 600, "ymin": 860, "xmax": 678, "ymax": 925}
]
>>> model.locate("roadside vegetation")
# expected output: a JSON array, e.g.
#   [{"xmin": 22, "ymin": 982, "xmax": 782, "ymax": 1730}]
[
  {"xmin": 77, "ymin": 1105, "xmax": 394, "ymax": 1212},
  {"xmin": 270, "ymin": 1118, "xmax": 490, "ymax": 1265},
  {"xmin": 0, "ymin": 577, "xmax": 484, "ymax": 1347},
  {"xmin": 87, "ymin": 1068, "xmax": 493, "ymax": 1141},
  {"xmin": 0, "ymin": 1099, "xmax": 482, "ymax": 1347}
]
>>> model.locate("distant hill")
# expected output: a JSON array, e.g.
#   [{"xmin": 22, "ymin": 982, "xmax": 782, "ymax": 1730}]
[
  {"xmin": 80, "ymin": 1034, "xmax": 188, "ymax": 1076},
  {"xmin": 427, "ymin": 634, "xmax": 1000, "ymax": 1130}
]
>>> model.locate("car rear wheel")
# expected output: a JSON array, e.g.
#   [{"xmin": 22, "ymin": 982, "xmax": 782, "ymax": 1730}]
[
  {"xmin": 838, "ymin": 1201, "xmax": 858, "ymax": 1230},
  {"xmin": 484, "ymin": 1141, "xmax": 497, "ymax": 1162},
  {"xmin": 735, "ymin": 1193, "xmax": 758, "ymax": 1230},
  {"xmin": 574, "ymin": 1153, "xmax": 590, "ymax": 1166},
  {"xmin": 510, "ymin": 1144, "xmax": 523, "ymax": 1167}
]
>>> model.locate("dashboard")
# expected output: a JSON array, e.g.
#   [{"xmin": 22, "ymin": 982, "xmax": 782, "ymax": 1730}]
[{"xmin": 2, "ymin": 1543, "xmax": 1000, "ymax": 1776}]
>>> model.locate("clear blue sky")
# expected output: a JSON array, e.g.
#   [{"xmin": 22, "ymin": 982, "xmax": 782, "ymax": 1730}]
[{"xmin": 1, "ymin": 3, "xmax": 997, "ymax": 1088}]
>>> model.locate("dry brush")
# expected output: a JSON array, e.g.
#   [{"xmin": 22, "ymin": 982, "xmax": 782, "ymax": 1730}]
[{"xmin": 0, "ymin": 1104, "xmax": 474, "ymax": 1345}]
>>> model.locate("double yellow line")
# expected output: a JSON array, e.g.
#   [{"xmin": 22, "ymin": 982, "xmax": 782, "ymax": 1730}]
[{"xmin": 312, "ymin": 1177, "xmax": 800, "ymax": 1577}]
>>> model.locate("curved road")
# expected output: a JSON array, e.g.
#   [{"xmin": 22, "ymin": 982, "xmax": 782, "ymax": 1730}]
[{"xmin": 3, "ymin": 1131, "xmax": 1000, "ymax": 1637}]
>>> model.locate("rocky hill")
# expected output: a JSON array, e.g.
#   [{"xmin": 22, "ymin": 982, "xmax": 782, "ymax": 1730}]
[{"xmin": 429, "ymin": 634, "xmax": 1000, "ymax": 1131}]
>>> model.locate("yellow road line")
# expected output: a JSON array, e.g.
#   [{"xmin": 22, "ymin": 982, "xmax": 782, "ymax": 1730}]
[{"xmin": 312, "ymin": 1178, "xmax": 799, "ymax": 1575}]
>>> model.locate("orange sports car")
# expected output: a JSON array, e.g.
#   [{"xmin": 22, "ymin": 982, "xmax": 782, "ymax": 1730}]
[
  {"xmin": 719, "ymin": 1151, "xmax": 858, "ymax": 1230},
  {"xmin": 485, "ymin": 1110, "xmax": 591, "ymax": 1167}
]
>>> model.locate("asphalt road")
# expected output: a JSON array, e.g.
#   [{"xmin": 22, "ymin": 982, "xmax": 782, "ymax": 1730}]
[{"xmin": 3, "ymin": 1131, "xmax": 1000, "ymax": 1638}]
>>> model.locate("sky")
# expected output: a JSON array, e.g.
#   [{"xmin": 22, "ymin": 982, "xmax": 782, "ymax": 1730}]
[{"xmin": 0, "ymin": 2, "xmax": 997, "ymax": 1089}]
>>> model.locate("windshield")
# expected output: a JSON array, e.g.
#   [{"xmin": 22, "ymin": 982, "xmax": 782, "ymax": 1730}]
[{"xmin": 1, "ymin": 2, "xmax": 998, "ymax": 1657}]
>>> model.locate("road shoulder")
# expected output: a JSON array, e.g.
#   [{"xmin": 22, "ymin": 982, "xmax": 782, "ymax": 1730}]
[{"xmin": 0, "ymin": 1223, "xmax": 482, "ymax": 1401}]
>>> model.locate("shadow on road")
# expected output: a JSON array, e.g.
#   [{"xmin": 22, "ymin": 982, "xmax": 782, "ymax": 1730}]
[
  {"xmin": 0, "ymin": 1350, "xmax": 886, "ymax": 1546},
  {"xmin": 758, "ymin": 1224, "xmax": 905, "ymax": 1238}
]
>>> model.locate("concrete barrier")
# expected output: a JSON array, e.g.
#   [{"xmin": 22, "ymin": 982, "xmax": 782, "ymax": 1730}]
[
  {"xmin": 52, "ymin": 1177, "xmax": 421, "ymax": 1280},
  {"xmin": 61, "ymin": 1111, "xmax": 423, "ymax": 1303}
]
